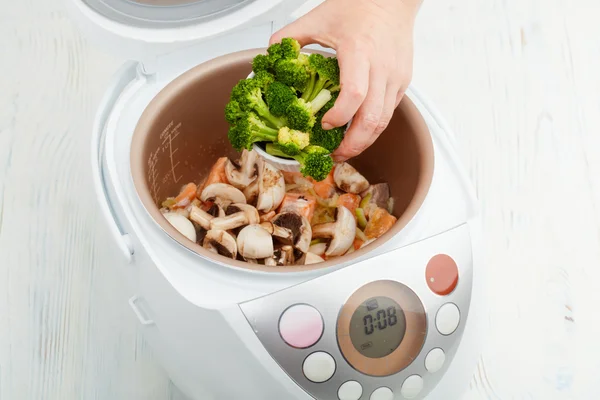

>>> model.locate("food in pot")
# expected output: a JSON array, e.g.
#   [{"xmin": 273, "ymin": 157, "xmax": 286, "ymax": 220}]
[
  {"xmin": 224, "ymin": 38, "xmax": 347, "ymax": 182},
  {"xmin": 159, "ymin": 149, "xmax": 398, "ymax": 267}
]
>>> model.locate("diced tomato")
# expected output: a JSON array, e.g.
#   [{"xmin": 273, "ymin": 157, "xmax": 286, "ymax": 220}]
[
  {"xmin": 173, "ymin": 182, "xmax": 197, "ymax": 209},
  {"xmin": 313, "ymin": 168, "xmax": 336, "ymax": 198},
  {"xmin": 364, "ymin": 208, "xmax": 397, "ymax": 239},
  {"xmin": 337, "ymin": 193, "xmax": 361, "ymax": 215},
  {"xmin": 278, "ymin": 192, "xmax": 317, "ymax": 222},
  {"xmin": 197, "ymin": 157, "xmax": 229, "ymax": 195}
]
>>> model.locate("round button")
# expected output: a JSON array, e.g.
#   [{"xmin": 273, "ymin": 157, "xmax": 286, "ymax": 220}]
[
  {"xmin": 436, "ymin": 303, "xmax": 461, "ymax": 335},
  {"xmin": 370, "ymin": 387, "xmax": 393, "ymax": 400},
  {"xmin": 279, "ymin": 304, "xmax": 323, "ymax": 348},
  {"xmin": 425, "ymin": 348, "xmax": 446, "ymax": 373},
  {"xmin": 302, "ymin": 352, "xmax": 336, "ymax": 383},
  {"xmin": 426, "ymin": 254, "xmax": 459, "ymax": 295},
  {"xmin": 401, "ymin": 375, "xmax": 424, "ymax": 399},
  {"xmin": 338, "ymin": 381, "xmax": 363, "ymax": 400}
]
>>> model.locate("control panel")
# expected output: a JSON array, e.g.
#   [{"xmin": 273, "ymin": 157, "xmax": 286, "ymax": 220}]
[{"xmin": 239, "ymin": 223, "xmax": 473, "ymax": 400}]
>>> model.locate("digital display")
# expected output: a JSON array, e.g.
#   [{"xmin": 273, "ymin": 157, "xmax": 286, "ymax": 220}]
[{"xmin": 349, "ymin": 296, "xmax": 407, "ymax": 358}]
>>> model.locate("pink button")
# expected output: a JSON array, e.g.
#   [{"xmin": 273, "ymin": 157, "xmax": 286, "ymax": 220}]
[{"xmin": 279, "ymin": 304, "xmax": 324, "ymax": 349}]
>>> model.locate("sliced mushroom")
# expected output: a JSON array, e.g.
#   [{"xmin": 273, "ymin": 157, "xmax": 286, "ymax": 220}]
[
  {"xmin": 334, "ymin": 162, "xmax": 370, "ymax": 194},
  {"xmin": 260, "ymin": 221, "xmax": 293, "ymax": 242},
  {"xmin": 203, "ymin": 229, "xmax": 237, "ymax": 259},
  {"xmin": 243, "ymin": 179, "xmax": 259, "ymax": 205},
  {"xmin": 271, "ymin": 212, "xmax": 312, "ymax": 253},
  {"xmin": 308, "ymin": 242, "xmax": 328, "ymax": 256},
  {"xmin": 163, "ymin": 212, "xmax": 197, "ymax": 242},
  {"xmin": 190, "ymin": 203, "xmax": 225, "ymax": 243},
  {"xmin": 265, "ymin": 245, "xmax": 296, "ymax": 266},
  {"xmin": 360, "ymin": 183, "xmax": 391, "ymax": 209},
  {"xmin": 260, "ymin": 211, "xmax": 276, "ymax": 223},
  {"xmin": 254, "ymin": 158, "xmax": 286, "ymax": 212},
  {"xmin": 225, "ymin": 149, "xmax": 258, "ymax": 189},
  {"xmin": 304, "ymin": 252, "xmax": 324, "ymax": 265},
  {"xmin": 311, "ymin": 206, "xmax": 356, "ymax": 257},
  {"xmin": 200, "ymin": 183, "xmax": 246, "ymax": 208},
  {"xmin": 210, "ymin": 203, "xmax": 260, "ymax": 231},
  {"xmin": 236, "ymin": 224, "xmax": 274, "ymax": 260}
]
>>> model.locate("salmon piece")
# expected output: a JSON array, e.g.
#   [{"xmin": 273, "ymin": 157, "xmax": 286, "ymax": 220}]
[
  {"xmin": 364, "ymin": 207, "xmax": 397, "ymax": 239},
  {"xmin": 282, "ymin": 171, "xmax": 311, "ymax": 185},
  {"xmin": 173, "ymin": 182, "xmax": 197, "ymax": 209},
  {"xmin": 278, "ymin": 192, "xmax": 317, "ymax": 222},
  {"xmin": 312, "ymin": 168, "xmax": 336, "ymax": 198},
  {"xmin": 337, "ymin": 193, "xmax": 361, "ymax": 215},
  {"xmin": 197, "ymin": 157, "xmax": 229, "ymax": 195}
]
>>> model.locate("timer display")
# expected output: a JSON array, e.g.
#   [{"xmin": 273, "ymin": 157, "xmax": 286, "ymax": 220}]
[{"xmin": 349, "ymin": 296, "xmax": 407, "ymax": 358}]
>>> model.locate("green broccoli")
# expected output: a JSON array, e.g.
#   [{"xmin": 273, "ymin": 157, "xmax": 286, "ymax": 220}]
[
  {"xmin": 265, "ymin": 143, "xmax": 334, "ymax": 182},
  {"xmin": 230, "ymin": 79, "xmax": 286, "ymax": 129},
  {"xmin": 224, "ymin": 100, "xmax": 245, "ymax": 124},
  {"xmin": 306, "ymin": 54, "xmax": 340, "ymax": 100},
  {"xmin": 310, "ymin": 92, "xmax": 346, "ymax": 152},
  {"xmin": 277, "ymin": 126, "xmax": 310, "ymax": 156},
  {"xmin": 274, "ymin": 53, "xmax": 310, "ymax": 92},
  {"xmin": 285, "ymin": 88, "xmax": 333, "ymax": 131},
  {"xmin": 280, "ymin": 38, "xmax": 302, "ymax": 59},
  {"xmin": 265, "ymin": 81, "xmax": 297, "ymax": 117},
  {"xmin": 228, "ymin": 112, "xmax": 279, "ymax": 151},
  {"xmin": 252, "ymin": 54, "xmax": 272, "ymax": 74},
  {"xmin": 253, "ymin": 70, "xmax": 275, "ymax": 92}
]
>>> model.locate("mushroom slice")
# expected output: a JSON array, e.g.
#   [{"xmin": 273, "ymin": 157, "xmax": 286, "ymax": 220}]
[
  {"xmin": 255, "ymin": 158, "xmax": 286, "ymax": 213},
  {"xmin": 308, "ymin": 242, "xmax": 328, "ymax": 256},
  {"xmin": 304, "ymin": 252, "xmax": 324, "ymax": 265},
  {"xmin": 271, "ymin": 212, "xmax": 312, "ymax": 253},
  {"xmin": 311, "ymin": 206, "xmax": 356, "ymax": 257},
  {"xmin": 163, "ymin": 213, "xmax": 197, "ymax": 243},
  {"xmin": 333, "ymin": 162, "xmax": 370, "ymax": 194},
  {"xmin": 260, "ymin": 221, "xmax": 293, "ymax": 241},
  {"xmin": 210, "ymin": 203, "xmax": 260, "ymax": 231},
  {"xmin": 265, "ymin": 245, "xmax": 296, "ymax": 266},
  {"xmin": 189, "ymin": 205, "xmax": 214, "ymax": 230},
  {"xmin": 225, "ymin": 149, "xmax": 258, "ymax": 189},
  {"xmin": 360, "ymin": 183, "xmax": 391, "ymax": 209},
  {"xmin": 236, "ymin": 224, "xmax": 274, "ymax": 260},
  {"xmin": 200, "ymin": 183, "xmax": 246, "ymax": 208},
  {"xmin": 203, "ymin": 229, "xmax": 237, "ymax": 259},
  {"xmin": 243, "ymin": 179, "xmax": 259, "ymax": 205}
]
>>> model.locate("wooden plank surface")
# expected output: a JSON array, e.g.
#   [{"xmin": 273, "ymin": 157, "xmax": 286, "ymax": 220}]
[{"xmin": 1, "ymin": 0, "xmax": 599, "ymax": 399}]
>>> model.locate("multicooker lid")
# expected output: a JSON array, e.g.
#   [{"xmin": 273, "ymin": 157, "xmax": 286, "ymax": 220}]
[{"xmin": 65, "ymin": 0, "xmax": 309, "ymax": 61}]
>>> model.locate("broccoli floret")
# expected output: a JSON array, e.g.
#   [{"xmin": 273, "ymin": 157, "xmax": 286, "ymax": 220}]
[
  {"xmin": 277, "ymin": 127, "xmax": 310, "ymax": 156},
  {"xmin": 306, "ymin": 54, "xmax": 340, "ymax": 101},
  {"xmin": 265, "ymin": 81, "xmax": 297, "ymax": 117},
  {"xmin": 228, "ymin": 112, "xmax": 279, "ymax": 151},
  {"xmin": 266, "ymin": 143, "xmax": 334, "ymax": 182},
  {"xmin": 231, "ymin": 79, "xmax": 286, "ymax": 129},
  {"xmin": 309, "ymin": 91, "xmax": 345, "ymax": 152},
  {"xmin": 253, "ymin": 70, "xmax": 275, "ymax": 92},
  {"xmin": 280, "ymin": 38, "xmax": 302, "ymax": 59},
  {"xmin": 274, "ymin": 54, "xmax": 310, "ymax": 92},
  {"xmin": 285, "ymin": 89, "xmax": 333, "ymax": 131},
  {"xmin": 225, "ymin": 100, "xmax": 245, "ymax": 124},
  {"xmin": 252, "ymin": 54, "xmax": 272, "ymax": 74}
]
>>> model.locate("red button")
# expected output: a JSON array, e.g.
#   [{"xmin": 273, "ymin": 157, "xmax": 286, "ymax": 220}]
[{"xmin": 426, "ymin": 254, "xmax": 458, "ymax": 295}]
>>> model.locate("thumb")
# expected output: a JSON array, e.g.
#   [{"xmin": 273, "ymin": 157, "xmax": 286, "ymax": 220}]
[{"xmin": 269, "ymin": 15, "xmax": 321, "ymax": 47}]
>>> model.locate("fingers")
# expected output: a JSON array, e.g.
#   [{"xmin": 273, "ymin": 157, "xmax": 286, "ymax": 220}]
[
  {"xmin": 331, "ymin": 69, "xmax": 388, "ymax": 162},
  {"xmin": 321, "ymin": 47, "xmax": 370, "ymax": 130}
]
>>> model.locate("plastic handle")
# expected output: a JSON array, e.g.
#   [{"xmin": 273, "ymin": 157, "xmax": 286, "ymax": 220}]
[
  {"xmin": 129, "ymin": 295, "xmax": 155, "ymax": 326},
  {"xmin": 90, "ymin": 61, "xmax": 139, "ymax": 263}
]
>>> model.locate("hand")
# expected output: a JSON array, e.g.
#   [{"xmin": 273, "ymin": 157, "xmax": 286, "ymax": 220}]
[{"xmin": 270, "ymin": 0, "xmax": 422, "ymax": 162}]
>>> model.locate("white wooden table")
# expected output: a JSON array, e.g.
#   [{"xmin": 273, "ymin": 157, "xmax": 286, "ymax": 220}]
[{"xmin": 1, "ymin": 0, "xmax": 599, "ymax": 399}]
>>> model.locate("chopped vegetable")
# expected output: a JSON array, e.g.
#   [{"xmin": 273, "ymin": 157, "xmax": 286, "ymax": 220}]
[
  {"xmin": 359, "ymin": 192, "xmax": 372, "ymax": 209},
  {"xmin": 364, "ymin": 207, "xmax": 397, "ymax": 239},
  {"xmin": 355, "ymin": 208, "xmax": 367, "ymax": 230}
]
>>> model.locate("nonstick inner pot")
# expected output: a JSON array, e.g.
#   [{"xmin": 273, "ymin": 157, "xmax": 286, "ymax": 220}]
[{"xmin": 130, "ymin": 49, "xmax": 434, "ymax": 273}]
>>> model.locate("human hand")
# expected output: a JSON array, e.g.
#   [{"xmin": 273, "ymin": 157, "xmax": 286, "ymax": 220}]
[{"xmin": 270, "ymin": 0, "xmax": 423, "ymax": 162}]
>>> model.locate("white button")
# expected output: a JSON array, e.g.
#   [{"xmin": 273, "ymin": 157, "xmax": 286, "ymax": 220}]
[
  {"xmin": 401, "ymin": 375, "xmax": 424, "ymax": 398},
  {"xmin": 303, "ymin": 352, "xmax": 336, "ymax": 383},
  {"xmin": 338, "ymin": 381, "xmax": 363, "ymax": 400},
  {"xmin": 425, "ymin": 348, "xmax": 446, "ymax": 373},
  {"xmin": 370, "ymin": 387, "xmax": 393, "ymax": 400},
  {"xmin": 279, "ymin": 304, "xmax": 324, "ymax": 348},
  {"xmin": 435, "ymin": 303, "xmax": 460, "ymax": 335}
]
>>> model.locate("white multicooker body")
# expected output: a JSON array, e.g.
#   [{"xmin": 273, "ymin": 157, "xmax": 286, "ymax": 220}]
[{"xmin": 67, "ymin": 0, "xmax": 485, "ymax": 399}]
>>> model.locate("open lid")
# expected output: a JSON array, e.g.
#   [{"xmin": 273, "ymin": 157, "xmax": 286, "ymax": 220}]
[{"xmin": 66, "ymin": 0, "xmax": 309, "ymax": 61}]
